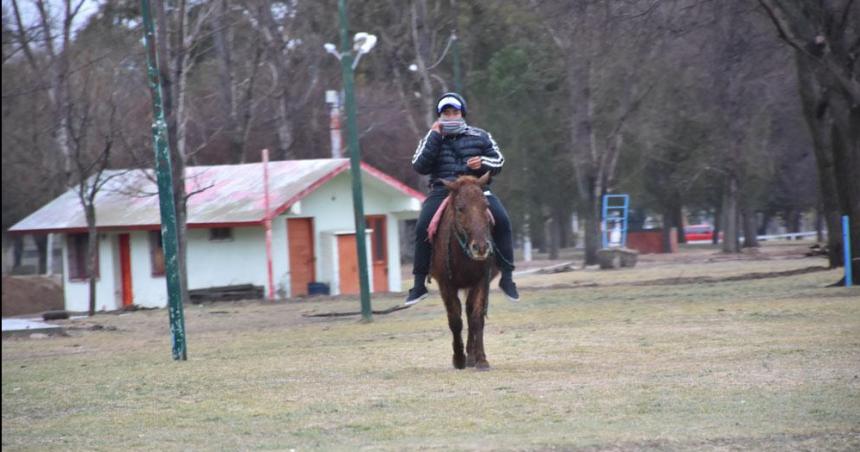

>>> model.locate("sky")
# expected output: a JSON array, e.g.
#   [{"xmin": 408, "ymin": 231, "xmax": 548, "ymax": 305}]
[{"xmin": 5, "ymin": 0, "xmax": 101, "ymax": 39}]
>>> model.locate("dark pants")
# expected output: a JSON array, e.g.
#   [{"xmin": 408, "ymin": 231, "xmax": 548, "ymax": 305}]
[{"xmin": 413, "ymin": 188, "xmax": 515, "ymax": 276}]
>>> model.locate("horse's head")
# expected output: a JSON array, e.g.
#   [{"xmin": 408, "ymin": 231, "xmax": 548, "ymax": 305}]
[{"xmin": 442, "ymin": 172, "xmax": 493, "ymax": 261}]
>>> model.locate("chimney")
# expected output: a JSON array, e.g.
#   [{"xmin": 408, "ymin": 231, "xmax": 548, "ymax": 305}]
[{"xmin": 325, "ymin": 90, "xmax": 342, "ymax": 158}]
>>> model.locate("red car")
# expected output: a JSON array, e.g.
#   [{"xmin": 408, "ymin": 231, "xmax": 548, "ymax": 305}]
[{"xmin": 685, "ymin": 224, "xmax": 715, "ymax": 242}]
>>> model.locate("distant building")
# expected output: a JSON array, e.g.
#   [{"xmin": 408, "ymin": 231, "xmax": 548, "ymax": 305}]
[{"xmin": 9, "ymin": 159, "xmax": 423, "ymax": 312}]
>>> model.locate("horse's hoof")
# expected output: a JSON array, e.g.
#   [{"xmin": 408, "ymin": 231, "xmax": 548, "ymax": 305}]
[
  {"xmin": 465, "ymin": 355, "xmax": 476, "ymax": 367},
  {"xmin": 476, "ymin": 360, "xmax": 490, "ymax": 371},
  {"xmin": 453, "ymin": 354, "xmax": 466, "ymax": 369}
]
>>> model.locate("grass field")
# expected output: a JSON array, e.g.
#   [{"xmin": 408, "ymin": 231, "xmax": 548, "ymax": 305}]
[{"xmin": 3, "ymin": 244, "xmax": 860, "ymax": 450}]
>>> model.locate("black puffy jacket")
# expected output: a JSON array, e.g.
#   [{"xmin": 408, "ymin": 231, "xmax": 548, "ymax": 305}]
[{"xmin": 411, "ymin": 126, "xmax": 504, "ymax": 189}]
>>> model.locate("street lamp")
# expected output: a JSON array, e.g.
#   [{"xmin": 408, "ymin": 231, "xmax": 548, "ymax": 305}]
[
  {"xmin": 323, "ymin": 31, "xmax": 377, "ymax": 70},
  {"xmin": 326, "ymin": 0, "xmax": 375, "ymax": 322},
  {"xmin": 407, "ymin": 31, "xmax": 462, "ymax": 93}
]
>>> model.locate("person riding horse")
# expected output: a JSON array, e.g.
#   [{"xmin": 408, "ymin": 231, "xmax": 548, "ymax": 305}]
[{"xmin": 405, "ymin": 92, "xmax": 519, "ymax": 305}]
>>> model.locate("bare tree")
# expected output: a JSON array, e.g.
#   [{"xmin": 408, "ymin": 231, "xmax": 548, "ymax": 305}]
[
  {"xmin": 372, "ymin": 0, "xmax": 459, "ymax": 132},
  {"xmin": 151, "ymin": 0, "xmax": 216, "ymax": 302},
  {"xmin": 67, "ymin": 86, "xmax": 123, "ymax": 315},
  {"xmin": 758, "ymin": 0, "xmax": 859, "ymax": 281},
  {"xmin": 243, "ymin": 0, "xmax": 324, "ymax": 160},
  {"xmin": 212, "ymin": 0, "xmax": 263, "ymax": 163},
  {"xmin": 530, "ymin": 0, "xmax": 663, "ymax": 265},
  {"xmin": 9, "ymin": 0, "xmax": 86, "ymax": 182}
]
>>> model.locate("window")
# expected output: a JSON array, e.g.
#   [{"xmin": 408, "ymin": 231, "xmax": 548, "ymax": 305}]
[
  {"xmin": 149, "ymin": 231, "xmax": 165, "ymax": 276},
  {"xmin": 67, "ymin": 233, "xmax": 99, "ymax": 280},
  {"xmin": 209, "ymin": 227, "xmax": 233, "ymax": 241}
]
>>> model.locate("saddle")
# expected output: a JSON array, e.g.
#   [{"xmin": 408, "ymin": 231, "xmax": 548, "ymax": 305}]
[{"xmin": 427, "ymin": 195, "xmax": 495, "ymax": 243}]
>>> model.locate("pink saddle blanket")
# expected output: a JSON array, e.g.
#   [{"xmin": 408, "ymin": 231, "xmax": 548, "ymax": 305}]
[{"xmin": 427, "ymin": 195, "xmax": 495, "ymax": 243}]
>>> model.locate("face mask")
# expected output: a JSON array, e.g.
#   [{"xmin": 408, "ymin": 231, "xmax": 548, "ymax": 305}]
[{"xmin": 440, "ymin": 118, "xmax": 467, "ymax": 135}]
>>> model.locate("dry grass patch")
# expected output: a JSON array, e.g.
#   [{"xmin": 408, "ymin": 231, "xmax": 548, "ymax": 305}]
[{"xmin": 3, "ymin": 246, "xmax": 859, "ymax": 450}]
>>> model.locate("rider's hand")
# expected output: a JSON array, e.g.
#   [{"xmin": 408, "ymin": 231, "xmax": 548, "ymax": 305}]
[
  {"xmin": 431, "ymin": 121, "xmax": 441, "ymax": 134},
  {"xmin": 467, "ymin": 157, "xmax": 482, "ymax": 170}
]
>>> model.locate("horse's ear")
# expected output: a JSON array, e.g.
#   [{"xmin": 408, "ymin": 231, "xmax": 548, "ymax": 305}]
[
  {"xmin": 441, "ymin": 178, "xmax": 458, "ymax": 192},
  {"xmin": 477, "ymin": 172, "xmax": 491, "ymax": 188}
]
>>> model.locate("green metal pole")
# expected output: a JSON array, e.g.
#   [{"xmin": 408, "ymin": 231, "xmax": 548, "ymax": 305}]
[
  {"xmin": 338, "ymin": 0, "xmax": 373, "ymax": 322},
  {"xmin": 140, "ymin": 0, "xmax": 187, "ymax": 360},
  {"xmin": 452, "ymin": 31, "xmax": 462, "ymax": 93},
  {"xmin": 452, "ymin": 0, "xmax": 463, "ymax": 93}
]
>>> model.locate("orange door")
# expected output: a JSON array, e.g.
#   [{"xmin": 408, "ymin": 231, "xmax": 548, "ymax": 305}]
[
  {"xmin": 338, "ymin": 234, "xmax": 360, "ymax": 294},
  {"xmin": 287, "ymin": 218, "xmax": 315, "ymax": 296},
  {"xmin": 118, "ymin": 234, "xmax": 133, "ymax": 307},
  {"xmin": 366, "ymin": 215, "xmax": 388, "ymax": 292}
]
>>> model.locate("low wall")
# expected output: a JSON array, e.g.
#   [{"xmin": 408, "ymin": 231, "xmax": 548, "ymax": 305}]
[{"xmin": 628, "ymin": 228, "xmax": 678, "ymax": 254}]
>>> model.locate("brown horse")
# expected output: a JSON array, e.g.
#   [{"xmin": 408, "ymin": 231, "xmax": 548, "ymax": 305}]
[{"xmin": 430, "ymin": 172, "xmax": 499, "ymax": 370}]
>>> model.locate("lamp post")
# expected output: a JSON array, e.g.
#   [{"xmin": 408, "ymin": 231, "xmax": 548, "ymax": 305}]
[
  {"xmin": 325, "ymin": 1, "xmax": 376, "ymax": 322},
  {"xmin": 140, "ymin": 0, "xmax": 187, "ymax": 360}
]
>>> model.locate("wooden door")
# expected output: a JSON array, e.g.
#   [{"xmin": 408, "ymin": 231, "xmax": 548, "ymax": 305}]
[
  {"xmin": 118, "ymin": 234, "xmax": 133, "ymax": 307},
  {"xmin": 337, "ymin": 234, "xmax": 360, "ymax": 294},
  {"xmin": 287, "ymin": 218, "xmax": 315, "ymax": 297},
  {"xmin": 366, "ymin": 215, "xmax": 388, "ymax": 292}
]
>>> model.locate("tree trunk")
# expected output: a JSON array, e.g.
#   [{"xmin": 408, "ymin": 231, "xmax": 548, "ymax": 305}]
[
  {"xmin": 175, "ymin": 195, "xmax": 190, "ymax": 304},
  {"xmin": 583, "ymin": 195, "xmax": 601, "ymax": 265},
  {"xmin": 275, "ymin": 99, "xmax": 295, "ymax": 160},
  {"xmin": 558, "ymin": 207, "xmax": 573, "ymax": 249},
  {"xmin": 758, "ymin": 211, "xmax": 772, "ymax": 236},
  {"xmin": 672, "ymin": 201, "xmax": 686, "ymax": 244},
  {"xmin": 155, "ymin": 0, "xmax": 192, "ymax": 305},
  {"xmin": 785, "ymin": 209, "xmax": 801, "ymax": 233},
  {"xmin": 721, "ymin": 177, "xmax": 739, "ymax": 253},
  {"xmin": 712, "ymin": 204, "xmax": 722, "ymax": 245},
  {"xmin": 545, "ymin": 216, "xmax": 559, "ymax": 260},
  {"xmin": 815, "ymin": 204, "xmax": 824, "ymax": 243},
  {"xmin": 742, "ymin": 205, "xmax": 759, "ymax": 248},
  {"xmin": 794, "ymin": 50, "xmax": 845, "ymax": 268},
  {"xmin": 828, "ymin": 99, "xmax": 860, "ymax": 282},
  {"xmin": 85, "ymin": 205, "xmax": 98, "ymax": 316},
  {"xmin": 661, "ymin": 209, "xmax": 673, "ymax": 253},
  {"xmin": 213, "ymin": 1, "xmax": 244, "ymax": 164}
]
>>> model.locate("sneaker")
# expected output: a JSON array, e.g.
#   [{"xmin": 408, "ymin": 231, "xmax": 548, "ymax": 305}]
[
  {"xmin": 499, "ymin": 277, "xmax": 520, "ymax": 301},
  {"xmin": 404, "ymin": 285, "xmax": 429, "ymax": 306}
]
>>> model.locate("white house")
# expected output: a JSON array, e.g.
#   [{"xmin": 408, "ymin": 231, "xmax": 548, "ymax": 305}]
[{"xmin": 8, "ymin": 159, "xmax": 424, "ymax": 312}]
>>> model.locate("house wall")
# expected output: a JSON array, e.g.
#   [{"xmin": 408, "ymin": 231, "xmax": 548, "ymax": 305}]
[
  {"xmin": 289, "ymin": 172, "xmax": 407, "ymax": 295},
  {"xmin": 131, "ymin": 227, "xmax": 281, "ymax": 306},
  {"xmin": 62, "ymin": 233, "xmax": 121, "ymax": 313},
  {"xmin": 185, "ymin": 227, "xmax": 269, "ymax": 289},
  {"xmin": 126, "ymin": 231, "xmax": 165, "ymax": 308},
  {"xmin": 62, "ymin": 170, "xmax": 417, "ymax": 309},
  {"xmin": 64, "ymin": 227, "xmax": 279, "ymax": 311}
]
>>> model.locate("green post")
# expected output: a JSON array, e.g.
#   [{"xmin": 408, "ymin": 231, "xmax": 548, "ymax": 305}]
[
  {"xmin": 140, "ymin": 0, "xmax": 187, "ymax": 360},
  {"xmin": 338, "ymin": 0, "xmax": 373, "ymax": 322},
  {"xmin": 452, "ymin": 31, "xmax": 462, "ymax": 93},
  {"xmin": 452, "ymin": 0, "xmax": 462, "ymax": 93}
]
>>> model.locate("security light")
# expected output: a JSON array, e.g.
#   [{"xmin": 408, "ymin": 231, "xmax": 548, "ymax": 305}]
[
  {"xmin": 353, "ymin": 32, "xmax": 377, "ymax": 54},
  {"xmin": 323, "ymin": 42, "xmax": 339, "ymax": 58}
]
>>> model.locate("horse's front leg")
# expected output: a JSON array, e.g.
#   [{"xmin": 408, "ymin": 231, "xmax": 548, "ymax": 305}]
[
  {"xmin": 442, "ymin": 285, "xmax": 466, "ymax": 369},
  {"xmin": 464, "ymin": 289, "xmax": 477, "ymax": 368},
  {"xmin": 466, "ymin": 284, "xmax": 490, "ymax": 371}
]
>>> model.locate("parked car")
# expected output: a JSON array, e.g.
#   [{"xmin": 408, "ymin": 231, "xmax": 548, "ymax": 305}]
[{"xmin": 685, "ymin": 224, "xmax": 715, "ymax": 242}]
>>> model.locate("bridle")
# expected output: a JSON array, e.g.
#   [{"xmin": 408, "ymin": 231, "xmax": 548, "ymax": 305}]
[{"xmin": 453, "ymin": 192, "xmax": 493, "ymax": 257}]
